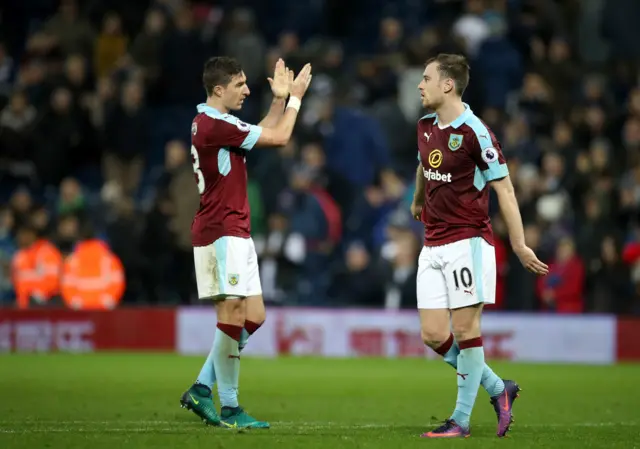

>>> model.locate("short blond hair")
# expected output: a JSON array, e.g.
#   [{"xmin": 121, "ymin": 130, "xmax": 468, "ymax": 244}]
[{"xmin": 425, "ymin": 54, "xmax": 470, "ymax": 96}]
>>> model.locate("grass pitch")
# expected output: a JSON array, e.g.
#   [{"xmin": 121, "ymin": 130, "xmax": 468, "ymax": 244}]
[{"xmin": 0, "ymin": 354, "xmax": 638, "ymax": 448}]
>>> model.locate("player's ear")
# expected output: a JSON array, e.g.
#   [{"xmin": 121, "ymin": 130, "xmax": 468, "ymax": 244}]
[
  {"xmin": 213, "ymin": 85, "xmax": 224, "ymax": 98},
  {"xmin": 443, "ymin": 78, "xmax": 454, "ymax": 94}
]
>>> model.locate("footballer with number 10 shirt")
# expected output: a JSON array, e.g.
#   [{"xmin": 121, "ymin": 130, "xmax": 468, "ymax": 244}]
[
  {"xmin": 411, "ymin": 54, "xmax": 549, "ymax": 439},
  {"xmin": 178, "ymin": 56, "xmax": 312, "ymax": 429}
]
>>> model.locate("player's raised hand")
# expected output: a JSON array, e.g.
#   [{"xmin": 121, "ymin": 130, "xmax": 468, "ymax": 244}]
[
  {"xmin": 514, "ymin": 245, "xmax": 549, "ymax": 276},
  {"xmin": 290, "ymin": 63, "xmax": 313, "ymax": 99},
  {"xmin": 267, "ymin": 58, "xmax": 290, "ymax": 99}
]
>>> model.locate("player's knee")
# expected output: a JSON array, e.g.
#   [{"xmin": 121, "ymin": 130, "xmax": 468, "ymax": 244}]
[
  {"xmin": 245, "ymin": 295, "xmax": 266, "ymax": 325},
  {"xmin": 216, "ymin": 296, "xmax": 246, "ymax": 326},
  {"xmin": 420, "ymin": 327, "xmax": 450, "ymax": 349},
  {"xmin": 451, "ymin": 321, "xmax": 480, "ymax": 342},
  {"xmin": 247, "ymin": 307, "xmax": 266, "ymax": 326}
]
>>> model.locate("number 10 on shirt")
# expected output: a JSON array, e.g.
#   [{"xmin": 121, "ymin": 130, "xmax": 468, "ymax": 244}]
[{"xmin": 452, "ymin": 267, "xmax": 473, "ymax": 290}]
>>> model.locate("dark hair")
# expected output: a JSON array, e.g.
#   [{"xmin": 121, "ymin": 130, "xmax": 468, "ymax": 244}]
[
  {"xmin": 202, "ymin": 57, "xmax": 243, "ymax": 96},
  {"xmin": 425, "ymin": 53, "xmax": 470, "ymax": 97},
  {"xmin": 17, "ymin": 224, "xmax": 37, "ymax": 236}
]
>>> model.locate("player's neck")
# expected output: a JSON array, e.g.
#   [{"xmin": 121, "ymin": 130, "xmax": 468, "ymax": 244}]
[
  {"xmin": 435, "ymin": 100, "xmax": 466, "ymax": 127},
  {"xmin": 205, "ymin": 98, "xmax": 229, "ymax": 114}
]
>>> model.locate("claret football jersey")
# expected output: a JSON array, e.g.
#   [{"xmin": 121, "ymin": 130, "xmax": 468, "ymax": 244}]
[{"xmin": 417, "ymin": 104, "xmax": 508, "ymax": 247}]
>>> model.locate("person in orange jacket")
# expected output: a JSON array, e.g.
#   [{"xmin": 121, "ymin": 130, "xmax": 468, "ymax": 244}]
[
  {"xmin": 61, "ymin": 225, "xmax": 125, "ymax": 310},
  {"xmin": 11, "ymin": 224, "xmax": 63, "ymax": 308}
]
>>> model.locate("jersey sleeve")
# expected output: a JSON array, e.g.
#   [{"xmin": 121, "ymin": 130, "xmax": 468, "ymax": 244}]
[
  {"xmin": 208, "ymin": 115, "xmax": 263, "ymax": 150},
  {"xmin": 467, "ymin": 117, "xmax": 508, "ymax": 182}
]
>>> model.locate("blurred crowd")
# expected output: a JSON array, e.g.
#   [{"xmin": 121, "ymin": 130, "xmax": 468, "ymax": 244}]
[{"xmin": 1, "ymin": 0, "xmax": 640, "ymax": 314}]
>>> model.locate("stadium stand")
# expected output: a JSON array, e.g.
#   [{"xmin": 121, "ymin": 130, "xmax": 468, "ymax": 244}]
[{"xmin": 1, "ymin": 0, "xmax": 639, "ymax": 314}]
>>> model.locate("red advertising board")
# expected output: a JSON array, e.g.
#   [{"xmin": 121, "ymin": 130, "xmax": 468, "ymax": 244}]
[
  {"xmin": 0, "ymin": 308, "xmax": 176, "ymax": 352},
  {"xmin": 3, "ymin": 307, "xmax": 639, "ymax": 363},
  {"xmin": 616, "ymin": 318, "xmax": 640, "ymax": 361}
]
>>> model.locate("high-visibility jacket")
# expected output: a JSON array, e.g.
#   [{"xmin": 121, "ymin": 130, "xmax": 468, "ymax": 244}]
[
  {"xmin": 11, "ymin": 239, "xmax": 63, "ymax": 309},
  {"xmin": 61, "ymin": 239, "xmax": 125, "ymax": 310}
]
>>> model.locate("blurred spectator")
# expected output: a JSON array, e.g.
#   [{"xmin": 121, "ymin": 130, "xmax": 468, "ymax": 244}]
[
  {"xmin": 255, "ymin": 212, "xmax": 304, "ymax": 304},
  {"xmin": 11, "ymin": 224, "xmax": 62, "ymax": 309},
  {"xmin": 590, "ymin": 236, "xmax": 630, "ymax": 313},
  {"xmin": 33, "ymin": 87, "xmax": 91, "ymax": 186},
  {"xmin": 0, "ymin": 90, "xmax": 36, "ymax": 162},
  {"xmin": 158, "ymin": 140, "xmax": 199, "ymax": 304},
  {"xmin": 9, "ymin": 188, "xmax": 33, "ymax": 228},
  {"xmin": 61, "ymin": 223, "xmax": 124, "ymax": 310},
  {"xmin": 382, "ymin": 231, "xmax": 419, "ymax": 309},
  {"xmin": 280, "ymin": 163, "xmax": 342, "ymax": 304},
  {"xmin": 60, "ymin": 54, "xmax": 91, "ymax": 109},
  {"xmin": 536, "ymin": 37, "xmax": 579, "ymax": 114},
  {"xmin": 0, "ymin": 41, "xmax": 14, "ymax": 95},
  {"xmin": 514, "ymin": 73, "xmax": 554, "ymax": 136},
  {"xmin": 43, "ymin": 0, "xmax": 95, "ymax": 57},
  {"xmin": 505, "ymin": 224, "xmax": 543, "ymax": 311},
  {"xmin": 301, "ymin": 89, "xmax": 391, "ymax": 189},
  {"xmin": 577, "ymin": 195, "xmax": 615, "ymax": 278},
  {"xmin": 106, "ymin": 198, "xmax": 143, "ymax": 304},
  {"xmin": 103, "ymin": 80, "xmax": 149, "ymax": 197},
  {"xmin": 57, "ymin": 177, "xmax": 87, "ymax": 218},
  {"xmin": 129, "ymin": 8, "xmax": 168, "ymax": 91},
  {"xmin": 85, "ymin": 76, "xmax": 116, "ymax": 130},
  {"xmin": 139, "ymin": 193, "xmax": 175, "ymax": 304},
  {"xmin": 94, "ymin": 12, "xmax": 128, "ymax": 79},
  {"xmin": 452, "ymin": 0, "xmax": 490, "ymax": 58},
  {"xmin": 54, "ymin": 213, "xmax": 80, "ymax": 256},
  {"xmin": 30, "ymin": 205, "xmax": 52, "ymax": 237},
  {"xmin": 160, "ymin": 6, "xmax": 207, "ymax": 106},
  {"xmin": 0, "ymin": 208, "xmax": 16, "ymax": 303},
  {"xmin": 330, "ymin": 241, "xmax": 386, "ymax": 307},
  {"xmin": 221, "ymin": 8, "xmax": 266, "ymax": 88},
  {"xmin": 538, "ymin": 237, "xmax": 585, "ymax": 313}
]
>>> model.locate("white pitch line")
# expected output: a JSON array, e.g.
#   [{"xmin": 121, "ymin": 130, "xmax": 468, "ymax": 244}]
[{"xmin": 0, "ymin": 421, "xmax": 637, "ymax": 433}]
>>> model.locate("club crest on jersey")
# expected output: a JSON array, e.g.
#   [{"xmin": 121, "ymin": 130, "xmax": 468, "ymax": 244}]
[
  {"xmin": 448, "ymin": 134, "xmax": 463, "ymax": 151},
  {"xmin": 228, "ymin": 273, "xmax": 239, "ymax": 286},
  {"xmin": 236, "ymin": 120, "xmax": 250, "ymax": 132}
]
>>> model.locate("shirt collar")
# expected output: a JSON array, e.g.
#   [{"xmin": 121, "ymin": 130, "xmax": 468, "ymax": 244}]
[
  {"xmin": 197, "ymin": 103, "xmax": 223, "ymax": 117},
  {"xmin": 433, "ymin": 102, "xmax": 473, "ymax": 128}
]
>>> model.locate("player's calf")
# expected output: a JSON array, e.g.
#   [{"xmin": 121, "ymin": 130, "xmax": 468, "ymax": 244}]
[
  {"xmin": 447, "ymin": 306, "xmax": 485, "ymax": 429},
  {"xmin": 213, "ymin": 298, "xmax": 245, "ymax": 415}
]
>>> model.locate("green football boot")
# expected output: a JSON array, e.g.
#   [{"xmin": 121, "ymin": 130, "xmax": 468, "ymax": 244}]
[
  {"xmin": 179, "ymin": 384, "xmax": 221, "ymax": 426},
  {"xmin": 220, "ymin": 406, "xmax": 270, "ymax": 429}
]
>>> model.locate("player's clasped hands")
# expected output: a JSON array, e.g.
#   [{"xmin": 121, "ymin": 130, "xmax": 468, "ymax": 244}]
[
  {"xmin": 514, "ymin": 245, "xmax": 549, "ymax": 276},
  {"xmin": 268, "ymin": 58, "xmax": 313, "ymax": 100},
  {"xmin": 290, "ymin": 63, "xmax": 313, "ymax": 99},
  {"xmin": 267, "ymin": 58, "xmax": 291, "ymax": 99}
]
